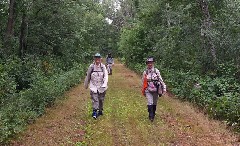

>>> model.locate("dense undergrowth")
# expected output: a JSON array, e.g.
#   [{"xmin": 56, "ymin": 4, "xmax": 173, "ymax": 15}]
[
  {"xmin": 121, "ymin": 59, "xmax": 240, "ymax": 132},
  {"xmin": 0, "ymin": 0, "xmax": 118, "ymax": 144},
  {"xmin": 117, "ymin": 0, "xmax": 240, "ymax": 132},
  {"xmin": 0, "ymin": 56, "xmax": 89, "ymax": 143}
]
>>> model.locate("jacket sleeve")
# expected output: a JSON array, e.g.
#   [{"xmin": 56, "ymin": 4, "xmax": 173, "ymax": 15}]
[
  {"xmin": 101, "ymin": 64, "xmax": 108, "ymax": 88},
  {"xmin": 156, "ymin": 69, "xmax": 167, "ymax": 92},
  {"xmin": 84, "ymin": 65, "xmax": 92, "ymax": 89}
]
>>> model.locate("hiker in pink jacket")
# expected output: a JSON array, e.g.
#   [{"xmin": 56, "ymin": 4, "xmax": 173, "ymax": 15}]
[{"xmin": 84, "ymin": 53, "xmax": 108, "ymax": 119}]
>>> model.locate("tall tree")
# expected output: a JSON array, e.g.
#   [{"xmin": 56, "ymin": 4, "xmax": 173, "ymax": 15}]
[
  {"xmin": 4, "ymin": 0, "xmax": 16, "ymax": 55},
  {"xmin": 199, "ymin": 0, "xmax": 217, "ymax": 66},
  {"xmin": 5, "ymin": 0, "xmax": 15, "ymax": 39},
  {"xmin": 19, "ymin": 12, "xmax": 27, "ymax": 59}
]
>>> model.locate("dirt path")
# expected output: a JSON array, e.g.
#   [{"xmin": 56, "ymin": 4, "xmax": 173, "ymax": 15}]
[{"xmin": 10, "ymin": 62, "xmax": 239, "ymax": 146}]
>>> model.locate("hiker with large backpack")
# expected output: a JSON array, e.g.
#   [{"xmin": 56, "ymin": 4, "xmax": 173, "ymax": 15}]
[
  {"xmin": 106, "ymin": 53, "xmax": 114, "ymax": 75},
  {"xmin": 84, "ymin": 53, "xmax": 108, "ymax": 119},
  {"xmin": 142, "ymin": 57, "xmax": 167, "ymax": 122}
]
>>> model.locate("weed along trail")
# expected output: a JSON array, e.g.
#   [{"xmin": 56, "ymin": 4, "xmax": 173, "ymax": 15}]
[{"xmin": 10, "ymin": 62, "xmax": 239, "ymax": 146}]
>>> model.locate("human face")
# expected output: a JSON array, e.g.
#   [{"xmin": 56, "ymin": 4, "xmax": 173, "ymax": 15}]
[
  {"xmin": 147, "ymin": 61, "xmax": 154, "ymax": 69},
  {"xmin": 94, "ymin": 57, "xmax": 101, "ymax": 64}
]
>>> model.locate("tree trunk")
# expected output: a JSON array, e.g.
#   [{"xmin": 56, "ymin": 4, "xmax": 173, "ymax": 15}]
[
  {"xmin": 19, "ymin": 12, "xmax": 28, "ymax": 60},
  {"xmin": 199, "ymin": 0, "xmax": 217, "ymax": 63},
  {"xmin": 3, "ymin": 0, "xmax": 16, "ymax": 56},
  {"xmin": 134, "ymin": 0, "xmax": 139, "ymax": 13},
  {"xmin": 5, "ymin": 0, "xmax": 16, "ymax": 39}
]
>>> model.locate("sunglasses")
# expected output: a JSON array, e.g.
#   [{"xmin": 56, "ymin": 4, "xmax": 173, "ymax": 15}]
[{"xmin": 147, "ymin": 61, "xmax": 154, "ymax": 64}]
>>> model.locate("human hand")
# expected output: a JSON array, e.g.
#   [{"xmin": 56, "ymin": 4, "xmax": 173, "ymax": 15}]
[
  {"xmin": 101, "ymin": 85, "xmax": 106, "ymax": 88},
  {"xmin": 162, "ymin": 91, "xmax": 167, "ymax": 95},
  {"xmin": 84, "ymin": 82, "xmax": 88, "ymax": 89},
  {"xmin": 142, "ymin": 91, "xmax": 146, "ymax": 97}
]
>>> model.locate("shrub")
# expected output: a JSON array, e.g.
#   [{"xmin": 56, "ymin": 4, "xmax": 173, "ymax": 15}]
[{"xmin": 0, "ymin": 61, "xmax": 88, "ymax": 144}]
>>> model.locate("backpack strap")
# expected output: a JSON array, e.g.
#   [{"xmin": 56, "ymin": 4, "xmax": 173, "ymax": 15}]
[
  {"xmin": 146, "ymin": 68, "xmax": 156, "ymax": 75},
  {"xmin": 101, "ymin": 64, "xmax": 105, "ymax": 78},
  {"xmin": 90, "ymin": 63, "xmax": 105, "ymax": 79},
  {"xmin": 89, "ymin": 64, "xmax": 94, "ymax": 80},
  {"xmin": 146, "ymin": 68, "xmax": 158, "ymax": 82}
]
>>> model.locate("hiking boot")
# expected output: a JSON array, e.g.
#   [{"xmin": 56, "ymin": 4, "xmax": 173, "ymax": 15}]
[
  {"xmin": 153, "ymin": 105, "xmax": 156, "ymax": 117},
  {"xmin": 92, "ymin": 110, "xmax": 98, "ymax": 119},
  {"xmin": 148, "ymin": 105, "xmax": 154, "ymax": 122},
  {"xmin": 98, "ymin": 110, "xmax": 103, "ymax": 116}
]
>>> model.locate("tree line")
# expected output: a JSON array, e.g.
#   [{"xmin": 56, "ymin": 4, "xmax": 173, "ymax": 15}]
[
  {"xmin": 115, "ymin": 0, "xmax": 240, "ymax": 132},
  {"xmin": 0, "ymin": 0, "xmax": 118, "ymax": 143}
]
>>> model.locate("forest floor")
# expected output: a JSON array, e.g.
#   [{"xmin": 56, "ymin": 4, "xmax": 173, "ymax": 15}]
[{"xmin": 10, "ymin": 62, "xmax": 239, "ymax": 146}]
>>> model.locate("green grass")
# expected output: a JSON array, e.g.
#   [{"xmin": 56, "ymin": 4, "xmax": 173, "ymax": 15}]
[{"xmin": 74, "ymin": 65, "xmax": 175, "ymax": 146}]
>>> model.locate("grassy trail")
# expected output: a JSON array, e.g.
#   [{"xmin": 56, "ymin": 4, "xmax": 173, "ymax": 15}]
[{"xmin": 10, "ymin": 62, "xmax": 239, "ymax": 146}]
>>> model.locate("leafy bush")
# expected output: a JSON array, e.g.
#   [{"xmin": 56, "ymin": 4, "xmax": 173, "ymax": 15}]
[
  {"xmin": 0, "ymin": 61, "xmax": 88, "ymax": 144},
  {"xmin": 162, "ymin": 68, "xmax": 240, "ymax": 131},
  {"xmin": 117, "ymin": 0, "xmax": 240, "ymax": 133},
  {"xmin": 120, "ymin": 58, "xmax": 240, "ymax": 131}
]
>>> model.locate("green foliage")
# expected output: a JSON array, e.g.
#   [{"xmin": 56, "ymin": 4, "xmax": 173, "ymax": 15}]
[
  {"xmin": 118, "ymin": 0, "xmax": 240, "ymax": 131},
  {"xmin": 0, "ymin": 0, "xmax": 118, "ymax": 144},
  {"xmin": 158, "ymin": 67, "xmax": 240, "ymax": 131},
  {"xmin": 0, "ymin": 100, "xmax": 37, "ymax": 143},
  {"xmin": 209, "ymin": 95, "xmax": 240, "ymax": 127},
  {"xmin": 0, "ymin": 59, "xmax": 18, "ymax": 106},
  {"xmin": 0, "ymin": 62, "xmax": 88, "ymax": 143}
]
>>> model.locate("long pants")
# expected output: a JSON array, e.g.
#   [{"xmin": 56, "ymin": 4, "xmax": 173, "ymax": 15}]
[
  {"xmin": 145, "ymin": 91, "xmax": 159, "ymax": 105},
  {"xmin": 107, "ymin": 64, "xmax": 113, "ymax": 74},
  {"xmin": 90, "ymin": 91, "xmax": 106, "ymax": 110}
]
